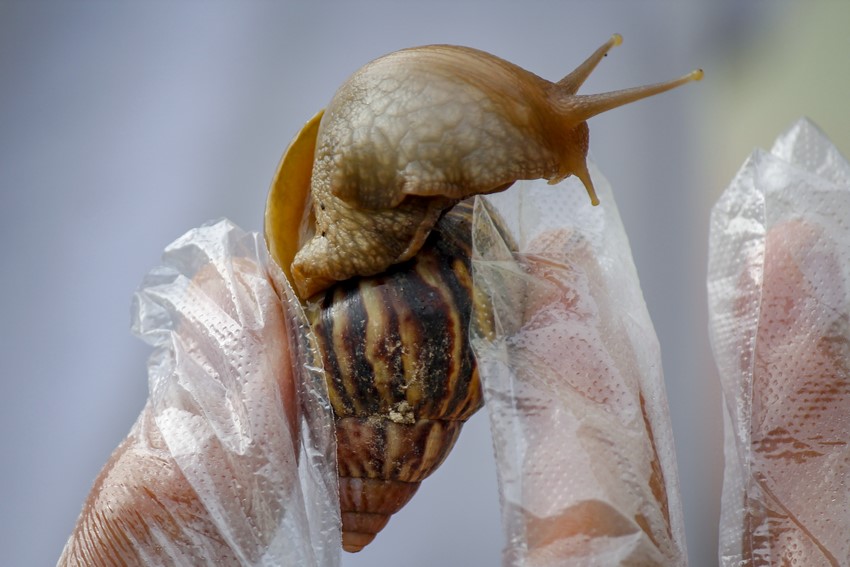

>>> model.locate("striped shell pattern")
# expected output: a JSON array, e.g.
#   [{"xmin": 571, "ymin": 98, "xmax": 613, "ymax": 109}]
[{"xmin": 307, "ymin": 200, "xmax": 489, "ymax": 551}]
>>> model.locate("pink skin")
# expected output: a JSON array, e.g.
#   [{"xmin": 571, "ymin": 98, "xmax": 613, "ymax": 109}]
[
  {"xmin": 510, "ymin": 220, "xmax": 850, "ymax": 564},
  {"xmin": 498, "ymin": 228, "xmax": 679, "ymax": 564},
  {"xmin": 58, "ymin": 257, "xmax": 298, "ymax": 566},
  {"xmin": 739, "ymin": 220, "xmax": 850, "ymax": 565}
]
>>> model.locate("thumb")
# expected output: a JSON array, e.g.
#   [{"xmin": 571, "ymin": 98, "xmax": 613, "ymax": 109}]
[
  {"xmin": 59, "ymin": 222, "xmax": 338, "ymax": 566},
  {"xmin": 471, "ymin": 199, "xmax": 685, "ymax": 566}
]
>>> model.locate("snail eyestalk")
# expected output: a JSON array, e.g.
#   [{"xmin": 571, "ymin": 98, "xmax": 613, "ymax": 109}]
[
  {"xmin": 561, "ymin": 68, "xmax": 705, "ymax": 126},
  {"xmin": 557, "ymin": 33, "xmax": 623, "ymax": 94},
  {"xmin": 549, "ymin": 63, "xmax": 702, "ymax": 206},
  {"xmin": 574, "ymin": 162, "xmax": 599, "ymax": 207}
]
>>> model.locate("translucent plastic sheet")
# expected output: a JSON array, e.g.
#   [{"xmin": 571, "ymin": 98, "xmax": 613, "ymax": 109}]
[
  {"xmin": 470, "ymin": 171, "xmax": 687, "ymax": 566},
  {"xmin": 708, "ymin": 119, "xmax": 850, "ymax": 566},
  {"xmin": 59, "ymin": 220, "xmax": 340, "ymax": 566}
]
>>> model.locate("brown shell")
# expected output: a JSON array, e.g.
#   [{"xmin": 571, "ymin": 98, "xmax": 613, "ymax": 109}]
[{"xmin": 305, "ymin": 200, "xmax": 491, "ymax": 552}]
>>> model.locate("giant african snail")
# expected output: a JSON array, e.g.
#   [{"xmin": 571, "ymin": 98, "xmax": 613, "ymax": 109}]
[{"xmin": 264, "ymin": 36, "xmax": 700, "ymax": 552}]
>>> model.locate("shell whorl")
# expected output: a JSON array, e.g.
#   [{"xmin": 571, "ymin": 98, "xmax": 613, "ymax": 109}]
[{"xmin": 306, "ymin": 201, "xmax": 489, "ymax": 552}]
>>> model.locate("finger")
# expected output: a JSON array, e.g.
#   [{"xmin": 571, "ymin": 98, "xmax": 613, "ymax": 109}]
[
  {"xmin": 59, "ymin": 405, "xmax": 242, "ymax": 565},
  {"xmin": 473, "ymin": 221, "xmax": 685, "ymax": 566},
  {"xmin": 60, "ymin": 236, "xmax": 305, "ymax": 565},
  {"xmin": 742, "ymin": 219, "xmax": 850, "ymax": 564},
  {"xmin": 519, "ymin": 229, "xmax": 678, "ymax": 565}
]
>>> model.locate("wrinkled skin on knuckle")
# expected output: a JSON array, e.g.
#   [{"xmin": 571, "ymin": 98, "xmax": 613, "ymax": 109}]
[{"xmin": 59, "ymin": 408, "xmax": 238, "ymax": 566}]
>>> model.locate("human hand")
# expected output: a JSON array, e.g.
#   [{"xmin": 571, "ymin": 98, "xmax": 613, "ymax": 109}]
[
  {"xmin": 58, "ymin": 222, "xmax": 342, "ymax": 567},
  {"xmin": 470, "ymin": 175, "xmax": 687, "ymax": 565},
  {"xmin": 709, "ymin": 118, "xmax": 850, "ymax": 565}
]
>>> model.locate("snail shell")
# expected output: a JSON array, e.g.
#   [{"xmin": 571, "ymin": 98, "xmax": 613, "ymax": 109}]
[
  {"xmin": 308, "ymin": 200, "xmax": 492, "ymax": 552},
  {"xmin": 264, "ymin": 36, "xmax": 701, "ymax": 552}
]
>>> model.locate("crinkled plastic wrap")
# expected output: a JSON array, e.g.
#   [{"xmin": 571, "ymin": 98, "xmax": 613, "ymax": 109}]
[
  {"xmin": 708, "ymin": 119, "xmax": 850, "ymax": 565},
  {"xmin": 60, "ymin": 220, "xmax": 341, "ymax": 566},
  {"xmin": 470, "ymin": 170, "xmax": 687, "ymax": 565}
]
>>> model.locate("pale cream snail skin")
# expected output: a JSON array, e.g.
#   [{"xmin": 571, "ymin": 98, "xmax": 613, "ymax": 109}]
[{"xmin": 280, "ymin": 34, "xmax": 702, "ymax": 299}]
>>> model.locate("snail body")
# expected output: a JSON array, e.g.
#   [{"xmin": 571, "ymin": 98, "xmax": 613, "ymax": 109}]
[
  {"xmin": 264, "ymin": 36, "xmax": 701, "ymax": 552},
  {"xmin": 287, "ymin": 36, "xmax": 702, "ymax": 299}
]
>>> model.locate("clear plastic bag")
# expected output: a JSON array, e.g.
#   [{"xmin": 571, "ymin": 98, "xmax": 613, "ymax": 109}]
[
  {"xmin": 708, "ymin": 118, "xmax": 850, "ymax": 565},
  {"xmin": 470, "ymin": 170, "xmax": 687, "ymax": 566},
  {"xmin": 59, "ymin": 220, "xmax": 341, "ymax": 566}
]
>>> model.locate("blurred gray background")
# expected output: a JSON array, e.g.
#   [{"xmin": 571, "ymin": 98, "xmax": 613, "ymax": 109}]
[{"xmin": 3, "ymin": 1, "xmax": 849, "ymax": 566}]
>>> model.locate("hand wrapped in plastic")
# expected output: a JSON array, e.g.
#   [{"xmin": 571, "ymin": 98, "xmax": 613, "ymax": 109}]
[
  {"xmin": 471, "ymin": 172, "xmax": 687, "ymax": 565},
  {"xmin": 709, "ymin": 119, "xmax": 850, "ymax": 565},
  {"xmin": 59, "ymin": 223, "xmax": 342, "ymax": 567}
]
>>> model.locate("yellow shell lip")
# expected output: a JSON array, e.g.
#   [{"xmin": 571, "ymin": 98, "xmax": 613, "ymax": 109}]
[{"xmin": 264, "ymin": 110, "xmax": 324, "ymax": 296}]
